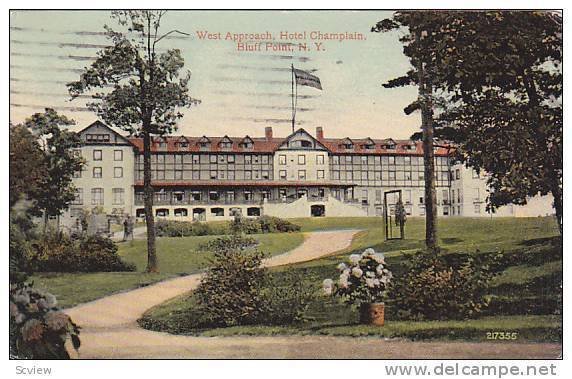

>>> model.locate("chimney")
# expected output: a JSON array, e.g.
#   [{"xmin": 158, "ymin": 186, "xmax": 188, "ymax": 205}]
[
  {"xmin": 316, "ymin": 126, "xmax": 324, "ymax": 140},
  {"xmin": 265, "ymin": 127, "xmax": 273, "ymax": 140}
]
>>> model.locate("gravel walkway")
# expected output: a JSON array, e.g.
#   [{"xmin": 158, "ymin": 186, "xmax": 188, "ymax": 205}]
[{"xmin": 65, "ymin": 230, "xmax": 561, "ymax": 359}]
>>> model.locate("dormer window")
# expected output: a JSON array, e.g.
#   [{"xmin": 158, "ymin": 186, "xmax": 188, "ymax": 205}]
[
  {"xmin": 382, "ymin": 139, "xmax": 396, "ymax": 150},
  {"xmin": 290, "ymin": 140, "xmax": 313, "ymax": 149},
  {"xmin": 362, "ymin": 138, "xmax": 376, "ymax": 150},
  {"xmin": 240, "ymin": 136, "xmax": 254, "ymax": 149},
  {"xmin": 198, "ymin": 136, "xmax": 211, "ymax": 150},
  {"xmin": 175, "ymin": 137, "xmax": 190, "ymax": 150},
  {"xmin": 340, "ymin": 137, "xmax": 354, "ymax": 150},
  {"xmin": 154, "ymin": 137, "xmax": 168, "ymax": 150},
  {"xmin": 219, "ymin": 136, "xmax": 234, "ymax": 149}
]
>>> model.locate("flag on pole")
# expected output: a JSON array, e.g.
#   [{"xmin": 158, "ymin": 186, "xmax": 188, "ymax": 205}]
[{"xmin": 293, "ymin": 68, "xmax": 322, "ymax": 90}]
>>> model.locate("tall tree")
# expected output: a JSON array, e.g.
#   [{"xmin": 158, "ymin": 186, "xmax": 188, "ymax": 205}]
[
  {"xmin": 19, "ymin": 109, "xmax": 84, "ymax": 228},
  {"xmin": 68, "ymin": 11, "xmax": 199, "ymax": 272},
  {"xmin": 9, "ymin": 123, "xmax": 47, "ymax": 210},
  {"xmin": 372, "ymin": 13, "xmax": 447, "ymax": 250},
  {"xmin": 373, "ymin": 11, "xmax": 563, "ymax": 240},
  {"xmin": 429, "ymin": 11, "xmax": 563, "ymax": 234}
]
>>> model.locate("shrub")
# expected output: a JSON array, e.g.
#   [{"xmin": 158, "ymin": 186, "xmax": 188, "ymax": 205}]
[
  {"xmin": 10, "ymin": 283, "xmax": 80, "ymax": 359},
  {"xmin": 323, "ymin": 248, "xmax": 393, "ymax": 307},
  {"xmin": 391, "ymin": 249, "xmax": 499, "ymax": 320},
  {"xmin": 195, "ymin": 235, "xmax": 269, "ymax": 327},
  {"xmin": 230, "ymin": 215, "xmax": 262, "ymax": 235},
  {"xmin": 261, "ymin": 270, "xmax": 317, "ymax": 325},
  {"xmin": 258, "ymin": 216, "xmax": 301, "ymax": 233},
  {"xmin": 28, "ymin": 232, "xmax": 135, "ymax": 273}
]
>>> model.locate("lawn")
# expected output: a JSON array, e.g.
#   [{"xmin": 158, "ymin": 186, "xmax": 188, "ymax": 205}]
[
  {"xmin": 140, "ymin": 216, "xmax": 562, "ymax": 342},
  {"xmin": 32, "ymin": 232, "xmax": 304, "ymax": 308}
]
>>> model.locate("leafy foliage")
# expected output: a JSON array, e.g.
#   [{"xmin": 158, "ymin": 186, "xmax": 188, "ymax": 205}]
[
  {"xmin": 373, "ymin": 11, "xmax": 563, "ymax": 233},
  {"xmin": 391, "ymin": 249, "xmax": 499, "ymax": 320},
  {"xmin": 155, "ymin": 219, "xmax": 230, "ymax": 237},
  {"xmin": 195, "ymin": 235, "xmax": 268, "ymax": 327},
  {"xmin": 68, "ymin": 10, "xmax": 200, "ymax": 273},
  {"xmin": 11, "ymin": 110, "xmax": 84, "ymax": 219},
  {"xmin": 27, "ymin": 232, "xmax": 135, "ymax": 273},
  {"xmin": 10, "ymin": 283, "xmax": 80, "ymax": 359},
  {"xmin": 9, "ymin": 124, "xmax": 47, "ymax": 210}
]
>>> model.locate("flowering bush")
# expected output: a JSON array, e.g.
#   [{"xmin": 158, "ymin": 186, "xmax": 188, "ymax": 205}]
[
  {"xmin": 10, "ymin": 283, "xmax": 80, "ymax": 359},
  {"xmin": 323, "ymin": 248, "xmax": 393, "ymax": 306}
]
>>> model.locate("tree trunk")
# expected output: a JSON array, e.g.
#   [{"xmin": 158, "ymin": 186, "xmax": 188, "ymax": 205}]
[
  {"xmin": 550, "ymin": 178, "xmax": 563, "ymax": 235},
  {"xmin": 142, "ymin": 128, "xmax": 158, "ymax": 273},
  {"xmin": 417, "ymin": 59, "xmax": 438, "ymax": 251}
]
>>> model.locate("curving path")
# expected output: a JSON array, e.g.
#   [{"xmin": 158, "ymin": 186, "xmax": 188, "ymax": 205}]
[{"xmin": 65, "ymin": 230, "xmax": 561, "ymax": 359}]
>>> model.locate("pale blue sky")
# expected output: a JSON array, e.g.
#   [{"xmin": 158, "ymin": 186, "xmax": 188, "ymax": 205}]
[{"xmin": 10, "ymin": 10, "xmax": 420, "ymax": 139}]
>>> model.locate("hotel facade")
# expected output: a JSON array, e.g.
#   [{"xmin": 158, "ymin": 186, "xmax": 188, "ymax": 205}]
[{"xmin": 65, "ymin": 121, "xmax": 553, "ymax": 223}]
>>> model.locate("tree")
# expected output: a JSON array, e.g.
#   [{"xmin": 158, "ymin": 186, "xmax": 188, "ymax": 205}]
[
  {"xmin": 373, "ymin": 11, "xmax": 563, "ymax": 239},
  {"xmin": 9, "ymin": 124, "xmax": 47, "ymax": 210},
  {"xmin": 372, "ymin": 13, "xmax": 448, "ymax": 250},
  {"xmin": 17, "ymin": 109, "xmax": 84, "ymax": 229},
  {"xmin": 68, "ymin": 11, "xmax": 199, "ymax": 272},
  {"xmin": 428, "ymin": 11, "xmax": 563, "ymax": 234}
]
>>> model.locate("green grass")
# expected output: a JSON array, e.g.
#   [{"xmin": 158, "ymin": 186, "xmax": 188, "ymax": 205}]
[
  {"xmin": 139, "ymin": 216, "xmax": 562, "ymax": 342},
  {"xmin": 188, "ymin": 316, "xmax": 562, "ymax": 342},
  {"xmin": 31, "ymin": 232, "xmax": 304, "ymax": 308}
]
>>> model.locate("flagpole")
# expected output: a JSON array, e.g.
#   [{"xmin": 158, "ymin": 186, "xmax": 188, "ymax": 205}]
[{"xmin": 291, "ymin": 64, "xmax": 295, "ymax": 133}]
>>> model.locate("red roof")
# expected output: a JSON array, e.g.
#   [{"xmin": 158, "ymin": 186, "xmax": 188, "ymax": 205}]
[{"xmin": 128, "ymin": 132, "xmax": 452, "ymax": 156}]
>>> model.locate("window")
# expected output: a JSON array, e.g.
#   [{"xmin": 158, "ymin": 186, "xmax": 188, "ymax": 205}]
[
  {"xmin": 73, "ymin": 169, "xmax": 82, "ymax": 178},
  {"xmin": 112, "ymin": 188, "xmax": 124, "ymax": 205},
  {"xmin": 361, "ymin": 156, "xmax": 368, "ymax": 165},
  {"xmin": 114, "ymin": 167, "xmax": 123, "ymax": 178},
  {"xmin": 226, "ymin": 191, "xmax": 235, "ymax": 202},
  {"xmin": 317, "ymin": 155, "xmax": 325, "ymax": 165},
  {"xmin": 298, "ymin": 170, "xmax": 306, "ymax": 180},
  {"xmin": 192, "ymin": 170, "xmax": 200, "ymax": 180},
  {"xmin": 93, "ymin": 167, "xmax": 102, "ymax": 178},
  {"xmin": 279, "ymin": 170, "xmax": 287, "ymax": 180},
  {"xmin": 298, "ymin": 155, "xmax": 306, "ymax": 165},
  {"xmin": 388, "ymin": 156, "xmax": 395, "ymax": 165},
  {"xmin": 245, "ymin": 155, "xmax": 252, "ymax": 164},
  {"xmin": 473, "ymin": 188, "xmax": 480, "ymax": 202},
  {"xmin": 333, "ymin": 156, "xmax": 340, "ymax": 164},
  {"xmin": 472, "ymin": 170, "xmax": 480, "ymax": 179},
  {"xmin": 227, "ymin": 154, "xmax": 235, "ymax": 163},
  {"xmin": 345, "ymin": 155, "xmax": 352, "ymax": 163},
  {"xmin": 317, "ymin": 170, "xmax": 325, "ymax": 179},
  {"xmin": 451, "ymin": 189, "xmax": 455, "ymax": 204},
  {"xmin": 388, "ymin": 171, "xmax": 396, "ymax": 180},
  {"xmin": 375, "ymin": 190, "xmax": 382, "ymax": 203},
  {"xmin": 211, "ymin": 208, "xmax": 224, "ymax": 216},
  {"xmin": 114, "ymin": 150, "xmax": 123, "ymax": 161},
  {"xmin": 86, "ymin": 134, "xmax": 110, "ymax": 143},
  {"xmin": 474, "ymin": 204, "xmax": 481, "ymax": 214},
  {"xmin": 210, "ymin": 170, "xmax": 217, "ymax": 179},
  {"xmin": 244, "ymin": 171, "xmax": 252, "ymax": 180},
  {"xmin": 91, "ymin": 188, "xmax": 104, "ymax": 205},
  {"xmin": 279, "ymin": 155, "xmax": 286, "ymax": 165},
  {"xmin": 209, "ymin": 191, "xmax": 220, "ymax": 201},
  {"xmin": 210, "ymin": 155, "xmax": 217, "ymax": 163},
  {"xmin": 72, "ymin": 188, "xmax": 83, "ymax": 205},
  {"xmin": 262, "ymin": 171, "xmax": 269, "ymax": 179},
  {"xmin": 173, "ymin": 192, "xmax": 185, "ymax": 203},
  {"xmin": 93, "ymin": 150, "xmax": 102, "ymax": 161},
  {"xmin": 404, "ymin": 171, "xmax": 412, "ymax": 180},
  {"xmin": 192, "ymin": 155, "xmax": 200, "ymax": 164},
  {"xmin": 455, "ymin": 169, "xmax": 460, "ymax": 180}
]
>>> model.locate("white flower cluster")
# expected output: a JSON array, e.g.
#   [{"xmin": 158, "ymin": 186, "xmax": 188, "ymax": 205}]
[{"xmin": 322, "ymin": 248, "xmax": 393, "ymax": 300}]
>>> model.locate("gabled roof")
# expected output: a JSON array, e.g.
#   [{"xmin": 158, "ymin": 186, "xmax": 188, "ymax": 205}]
[
  {"xmin": 76, "ymin": 120, "xmax": 132, "ymax": 145},
  {"xmin": 277, "ymin": 128, "xmax": 329, "ymax": 151}
]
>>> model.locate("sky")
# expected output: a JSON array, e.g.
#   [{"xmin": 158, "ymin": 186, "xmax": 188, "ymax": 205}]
[{"xmin": 9, "ymin": 10, "xmax": 421, "ymax": 139}]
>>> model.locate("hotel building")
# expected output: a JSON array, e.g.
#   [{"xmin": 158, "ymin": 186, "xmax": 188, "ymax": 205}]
[{"xmin": 66, "ymin": 121, "xmax": 553, "ymax": 222}]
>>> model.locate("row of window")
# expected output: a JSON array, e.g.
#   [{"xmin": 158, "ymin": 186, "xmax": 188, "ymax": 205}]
[
  {"xmin": 278, "ymin": 170, "xmax": 325, "ymax": 180},
  {"xmin": 140, "ymin": 154, "xmax": 272, "ymax": 165},
  {"xmin": 278, "ymin": 154, "xmax": 326, "ymax": 165},
  {"xmin": 72, "ymin": 188, "xmax": 125, "ymax": 205},
  {"xmin": 89, "ymin": 149, "xmax": 124, "ymax": 161},
  {"xmin": 75, "ymin": 167, "xmax": 124, "ymax": 179},
  {"xmin": 331, "ymin": 155, "xmax": 448, "ymax": 165}
]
